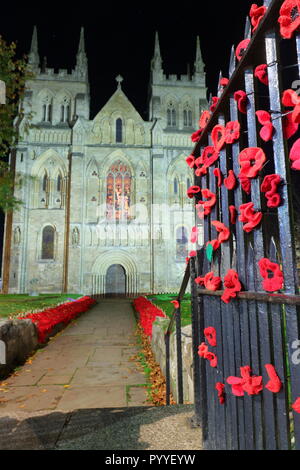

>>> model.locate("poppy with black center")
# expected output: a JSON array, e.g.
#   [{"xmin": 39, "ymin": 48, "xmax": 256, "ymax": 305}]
[
  {"xmin": 278, "ymin": 0, "xmax": 300, "ymax": 39},
  {"xmin": 249, "ymin": 4, "xmax": 267, "ymax": 33},
  {"xmin": 211, "ymin": 124, "xmax": 226, "ymax": 151},
  {"xmin": 235, "ymin": 39, "xmax": 250, "ymax": 61},
  {"xmin": 254, "ymin": 64, "xmax": 269, "ymax": 86},
  {"xmin": 225, "ymin": 120, "xmax": 240, "ymax": 144}
]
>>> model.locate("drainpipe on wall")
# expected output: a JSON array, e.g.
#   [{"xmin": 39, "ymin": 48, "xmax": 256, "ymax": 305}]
[{"xmin": 150, "ymin": 118, "xmax": 157, "ymax": 294}]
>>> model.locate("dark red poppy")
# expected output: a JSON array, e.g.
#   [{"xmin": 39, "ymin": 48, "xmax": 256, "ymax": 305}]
[
  {"xmin": 235, "ymin": 39, "xmax": 250, "ymax": 61},
  {"xmin": 234, "ymin": 90, "xmax": 248, "ymax": 114},
  {"xmin": 292, "ymin": 397, "xmax": 300, "ymax": 413},
  {"xmin": 213, "ymin": 168, "xmax": 223, "ymax": 187},
  {"xmin": 256, "ymin": 110, "xmax": 274, "ymax": 142},
  {"xmin": 238, "ymin": 147, "xmax": 266, "ymax": 178},
  {"xmin": 187, "ymin": 185, "xmax": 201, "ymax": 199},
  {"xmin": 185, "ymin": 154, "xmax": 195, "ymax": 168},
  {"xmin": 239, "ymin": 202, "xmax": 262, "ymax": 233},
  {"xmin": 239, "ymin": 176, "xmax": 251, "ymax": 194},
  {"xmin": 201, "ymin": 272, "xmax": 222, "ymax": 291},
  {"xmin": 210, "ymin": 96, "xmax": 219, "ymax": 113},
  {"xmin": 278, "ymin": 0, "xmax": 300, "ymax": 39},
  {"xmin": 254, "ymin": 64, "xmax": 269, "ymax": 86},
  {"xmin": 204, "ymin": 326, "xmax": 217, "ymax": 346},
  {"xmin": 250, "ymin": 4, "xmax": 267, "ymax": 32},
  {"xmin": 190, "ymin": 226, "xmax": 198, "ymax": 243},
  {"xmin": 229, "ymin": 205, "xmax": 237, "ymax": 224},
  {"xmin": 215, "ymin": 382, "xmax": 225, "ymax": 404},
  {"xmin": 264, "ymin": 364, "xmax": 282, "ymax": 393},
  {"xmin": 261, "ymin": 174, "xmax": 282, "ymax": 208},
  {"xmin": 196, "ymin": 189, "xmax": 217, "ymax": 218},
  {"xmin": 258, "ymin": 258, "xmax": 284, "ymax": 292},
  {"xmin": 224, "ymin": 170, "xmax": 237, "ymax": 190},
  {"xmin": 283, "ymin": 112, "xmax": 299, "ymax": 139},
  {"xmin": 221, "ymin": 269, "xmax": 242, "ymax": 304},
  {"xmin": 205, "ymin": 351, "xmax": 218, "ymax": 368},
  {"xmin": 199, "ymin": 110, "xmax": 211, "ymax": 129},
  {"xmin": 225, "ymin": 120, "xmax": 240, "ymax": 144},
  {"xmin": 282, "ymin": 89, "xmax": 300, "ymax": 123},
  {"xmin": 212, "ymin": 124, "xmax": 226, "ymax": 151},
  {"xmin": 289, "ymin": 138, "xmax": 300, "ymax": 170},
  {"xmin": 211, "ymin": 220, "xmax": 230, "ymax": 244},
  {"xmin": 201, "ymin": 146, "xmax": 219, "ymax": 167},
  {"xmin": 191, "ymin": 129, "xmax": 202, "ymax": 143},
  {"xmin": 220, "ymin": 77, "xmax": 229, "ymax": 87},
  {"xmin": 198, "ymin": 342, "xmax": 208, "ymax": 358},
  {"xmin": 171, "ymin": 300, "xmax": 180, "ymax": 309}
]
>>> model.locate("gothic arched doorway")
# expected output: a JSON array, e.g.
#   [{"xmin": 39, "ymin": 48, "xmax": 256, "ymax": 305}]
[{"xmin": 105, "ymin": 264, "xmax": 126, "ymax": 297}]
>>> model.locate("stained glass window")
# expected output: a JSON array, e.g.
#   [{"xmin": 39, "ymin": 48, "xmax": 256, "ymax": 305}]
[{"xmin": 106, "ymin": 161, "xmax": 131, "ymax": 220}]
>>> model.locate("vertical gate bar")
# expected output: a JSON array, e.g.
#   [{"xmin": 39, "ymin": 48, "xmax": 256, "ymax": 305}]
[
  {"xmin": 175, "ymin": 305, "xmax": 184, "ymax": 404},
  {"xmin": 165, "ymin": 332, "xmax": 170, "ymax": 406},
  {"xmin": 230, "ymin": 94, "xmax": 253, "ymax": 449},
  {"xmin": 266, "ymin": 30, "xmax": 300, "ymax": 449},
  {"xmin": 245, "ymin": 65, "xmax": 277, "ymax": 450}
]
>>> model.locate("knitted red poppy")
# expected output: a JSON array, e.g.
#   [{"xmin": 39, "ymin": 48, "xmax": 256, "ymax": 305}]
[
  {"xmin": 198, "ymin": 342, "xmax": 208, "ymax": 358},
  {"xmin": 234, "ymin": 90, "xmax": 247, "ymax": 114},
  {"xmin": 195, "ymin": 165, "xmax": 208, "ymax": 177},
  {"xmin": 213, "ymin": 168, "xmax": 223, "ymax": 187},
  {"xmin": 227, "ymin": 366, "xmax": 263, "ymax": 396},
  {"xmin": 238, "ymin": 147, "xmax": 266, "ymax": 178},
  {"xmin": 171, "ymin": 300, "xmax": 180, "ymax": 309},
  {"xmin": 221, "ymin": 269, "xmax": 242, "ymax": 304},
  {"xmin": 205, "ymin": 351, "xmax": 218, "ymax": 368},
  {"xmin": 282, "ymin": 89, "xmax": 300, "ymax": 123},
  {"xmin": 224, "ymin": 170, "xmax": 237, "ymax": 190},
  {"xmin": 190, "ymin": 226, "xmax": 198, "ymax": 243},
  {"xmin": 292, "ymin": 397, "xmax": 300, "ymax": 413},
  {"xmin": 278, "ymin": 0, "xmax": 300, "ymax": 39},
  {"xmin": 220, "ymin": 77, "xmax": 229, "ymax": 88},
  {"xmin": 256, "ymin": 110, "xmax": 274, "ymax": 142},
  {"xmin": 225, "ymin": 120, "xmax": 240, "ymax": 144},
  {"xmin": 250, "ymin": 4, "xmax": 267, "ymax": 32},
  {"xmin": 235, "ymin": 39, "xmax": 250, "ymax": 61},
  {"xmin": 258, "ymin": 258, "xmax": 284, "ymax": 292},
  {"xmin": 187, "ymin": 185, "xmax": 201, "ymax": 199},
  {"xmin": 283, "ymin": 113, "xmax": 299, "ymax": 139},
  {"xmin": 229, "ymin": 205, "xmax": 237, "ymax": 224},
  {"xmin": 189, "ymin": 250, "xmax": 197, "ymax": 258},
  {"xmin": 196, "ymin": 189, "xmax": 217, "ymax": 218},
  {"xmin": 289, "ymin": 138, "xmax": 300, "ymax": 170},
  {"xmin": 210, "ymin": 96, "xmax": 219, "ymax": 113},
  {"xmin": 201, "ymin": 272, "xmax": 222, "ymax": 291},
  {"xmin": 201, "ymin": 146, "xmax": 220, "ymax": 167},
  {"xmin": 211, "ymin": 220, "xmax": 230, "ymax": 244},
  {"xmin": 239, "ymin": 202, "xmax": 262, "ymax": 233},
  {"xmin": 185, "ymin": 154, "xmax": 195, "ymax": 169},
  {"xmin": 212, "ymin": 124, "xmax": 226, "ymax": 151},
  {"xmin": 254, "ymin": 64, "xmax": 269, "ymax": 86},
  {"xmin": 215, "ymin": 382, "xmax": 225, "ymax": 404},
  {"xmin": 261, "ymin": 174, "xmax": 282, "ymax": 208},
  {"xmin": 185, "ymin": 257, "xmax": 190, "ymax": 265},
  {"xmin": 264, "ymin": 364, "xmax": 282, "ymax": 393},
  {"xmin": 191, "ymin": 129, "xmax": 202, "ymax": 143},
  {"xmin": 199, "ymin": 110, "xmax": 211, "ymax": 129},
  {"xmin": 239, "ymin": 176, "xmax": 251, "ymax": 194},
  {"xmin": 204, "ymin": 326, "xmax": 217, "ymax": 346}
]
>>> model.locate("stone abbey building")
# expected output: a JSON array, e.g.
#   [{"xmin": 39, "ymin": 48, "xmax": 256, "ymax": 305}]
[{"xmin": 2, "ymin": 27, "xmax": 207, "ymax": 295}]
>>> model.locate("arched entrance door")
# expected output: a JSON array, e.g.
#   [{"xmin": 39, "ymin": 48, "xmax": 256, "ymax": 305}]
[{"xmin": 105, "ymin": 264, "xmax": 126, "ymax": 297}]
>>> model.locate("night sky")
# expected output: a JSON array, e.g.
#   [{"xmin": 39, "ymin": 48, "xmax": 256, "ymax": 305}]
[{"xmin": 0, "ymin": 1, "xmax": 255, "ymax": 273}]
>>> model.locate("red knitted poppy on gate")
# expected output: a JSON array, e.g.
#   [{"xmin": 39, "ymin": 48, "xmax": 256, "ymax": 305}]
[
  {"xmin": 238, "ymin": 147, "xmax": 266, "ymax": 178},
  {"xmin": 258, "ymin": 258, "xmax": 284, "ymax": 292},
  {"xmin": 278, "ymin": 0, "xmax": 300, "ymax": 39},
  {"xmin": 261, "ymin": 174, "xmax": 282, "ymax": 208},
  {"xmin": 196, "ymin": 189, "xmax": 217, "ymax": 218},
  {"xmin": 213, "ymin": 168, "xmax": 223, "ymax": 187},
  {"xmin": 201, "ymin": 146, "xmax": 220, "ymax": 167},
  {"xmin": 212, "ymin": 124, "xmax": 226, "ymax": 151},
  {"xmin": 229, "ymin": 205, "xmax": 237, "ymax": 224},
  {"xmin": 198, "ymin": 342, "xmax": 208, "ymax": 358},
  {"xmin": 204, "ymin": 326, "xmax": 217, "ymax": 347},
  {"xmin": 227, "ymin": 366, "xmax": 263, "ymax": 396},
  {"xmin": 239, "ymin": 202, "xmax": 262, "ymax": 233},
  {"xmin": 221, "ymin": 269, "xmax": 242, "ymax": 304},
  {"xmin": 171, "ymin": 300, "xmax": 180, "ymax": 309},
  {"xmin": 239, "ymin": 176, "xmax": 251, "ymax": 194},
  {"xmin": 210, "ymin": 96, "xmax": 219, "ymax": 113},
  {"xmin": 234, "ymin": 90, "xmax": 248, "ymax": 114},
  {"xmin": 189, "ymin": 250, "xmax": 197, "ymax": 258},
  {"xmin": 250, "ymin": 4, "xmax": 267, "ymax": 33},
  {"xmin": 225, "ymin": 120, "xmax": 240, "ymax": 144},
  {"xmin": 256, "ymin": 110, "xmax": 275, "ymax": 142},
  {"xmin": 196, "ymin": 272, "xmax": 222, "ymax": 291},
  {"xmin": 224, "ymin": 170, "xmax": 237, "ymax": 190},
  {"xmin": 191, "ymin": 129, "xmax": 202, "ymax": 143},
  {"xmin": 282, "ymin": 89, "xmax": 300, "ymax": 124},
  {"xmin": 254, "ymin": 64, "xmax": 269, "ymax": 86},
  {"xmin": 187, "ymin": 185, "xmax": 201, "ymax": 199},
  {"xmin": 289, "ymin": 138, "xmax": 300, "ymax": 170},
  {"xmin": 292, "ymin": 397, "xmax": 300, "ymax": 413},
  {"xmin": 199, "ymin": 110, "xmax": 211, "ymax": 129},
  {"xmin": 264, "ymin": 364, "xmax": 282, "ymax": 393},
  {"xmin": 211, "ymin": 220, "xmax": 230, "ymax": 244},
  {"xmin": 283, "ymin": 113, "xmax": 299, "ymax": 139},
  {"xmin": 190, "ymin": 226, "xmax": 198, "ymax": 244},
  {"xmin": 185, "ymin": 154, "xmax": 195, "ymax": 169},
  {"xmin": 205, "ymin": 351, "xmax": 218, "ymax": 368},
  {"xmin": 215, "ymin": 382, "xmax": 225, "ymax": 404},
  {"xmin": 235, "ymin": 39, "xmax": 250, "ymax": 61},
  {"xmin": 220, "ymin": 78, "xmax": 229, "ymax": 88}
]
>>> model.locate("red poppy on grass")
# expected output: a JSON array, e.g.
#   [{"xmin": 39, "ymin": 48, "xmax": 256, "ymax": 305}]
[
  {"xmin": 282, "ymin": 89, "xmax": 300, "ymax": 123},
  {"xmin": 258, "ymin": 258, "xmax": 284, "ymax": 292},
  {"xmin": 283, "ymin": 112, "xmax": 299, "ymax": 139},
  {"xmin": 190, "ymin": 226, "xmax": 198, "ymax": 244},
  {"xmin": 211, "ymin": 220, "xmax": 230, "ymax": 244},
  {"xmin": 199, "ymin": 110, "xmax": 211, "ymax": 129},
  {"xmin": 229, "ymin": 205, "xmax": 237, "ymax": 224},
  {"xmin": 187, "ymin": 185, "xmax": 201, "ymax": 199},
  {"xmin": 224, "ymin": 170, "xmax": 237, "ymax": 190},
  {"xmin": 235, "ymin": 39, "xmax": 250, "ymax": 61},
  {"xmin": 250, "ymin": 4, "xmax": 267, "ymax": 32},
  {"xmin": 204, "ymin": 326, "xmax": 217, "ymax": 346},
  {"xmin": 238, "ymin": 147, "xmax": 266, "ymax": 178},
  {"xmin": 225, "ymin": 120, "xmax": 240, "ymax": 144},
  {"xmin": 210, "ymin": 96, "xmax": 219, "ymax": 113},
  {"xmin": 212, "ymin": 124, "xmax": 226, "ymax": 151},
  {"xmin": 239, "ymin": 176, "xmax": 252, "ymax": 194},
  {"xmin": 292, "ymin": 397, "xmax": 300, "ymax": 413},
  {"xmin": 256, "ymin": 110, "xmax": 275, "ymax": 142},
  {"xmin": 227, "ymin": 366, "xmax": 263, "ymax": 396},
  {"xmin": 215, "ymin": 382, "xmax": 225, "ymax": 404},
  {"xmin": 234, "ymin": 90, "xmax": 248, "ymax": 114},
  {"xmin": 213, "ymin": 168, "xmax": 223, "ymax": 187},
  {"xmin": 239, "ymin": 202, "xmax": 262, "ymax": 233},
  {"xmin": 261, "ymin": 174, "xmax": 282, "ymax": 208},
  {"xmin": 221, "ymin": 269, "xmax": 242, "ymax": 304},
  {"xmin": 264, "ymin": 364, "xmax": 282, "ymax": 393},
  {"xmin": 278, "ymin": 0, "xmax": 300, "ymax": 39},
  {"xmin": 185, "ymin": 154, "xmax": 195, "ymax": 168},
  {"xmin": 289, "ymin": 138, "xmax": 300, "ymax": 170},
  {"xmin": 254, "ymin": 64, "xmax": 269, "ymax": 86},
  {"xmin": 171, "ymin": 300, "xmax": 180, "ymax": 309},
  {"xmin": 191, "ymin": 129, "xmax": 202, "ymax": 143}
]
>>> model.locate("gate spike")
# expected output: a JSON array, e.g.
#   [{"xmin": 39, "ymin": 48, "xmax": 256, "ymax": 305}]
[
  {"xmin": 263, "ymin": 0, "xmax": 272, "ymax": 6},
  {"xmin": 244, "ymin": 15, "xmax": 251, "ymax": 40},
  {"xmin": 217, "ymin": 70, "xmax": 223, "ymax": 97},
  {"xmin": 229, "ymin": 45, "xmax": 235, "ymax": 78}
]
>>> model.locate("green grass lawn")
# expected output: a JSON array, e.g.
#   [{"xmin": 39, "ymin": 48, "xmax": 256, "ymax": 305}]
[
  {"xmin": 146, "ymin": 293, "xmax": 192, "ymax": 327},
  {"xmin": 0, "ymin": 294, "xmax": 83, "ymax": 319}
]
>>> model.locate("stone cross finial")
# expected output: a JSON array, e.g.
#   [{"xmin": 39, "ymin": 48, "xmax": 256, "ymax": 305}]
[{"xmin": 116, "ymin": 74, "xmax": 123, "ymax": 88}]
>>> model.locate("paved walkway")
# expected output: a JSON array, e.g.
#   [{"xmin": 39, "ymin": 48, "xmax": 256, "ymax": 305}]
[{"xmin": 0, "ymin": 299, "xmax": 202, "ymax": 450}]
